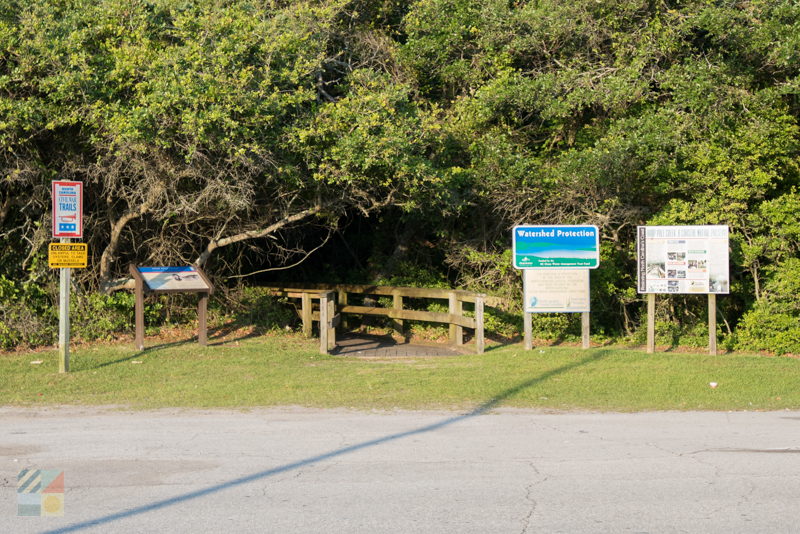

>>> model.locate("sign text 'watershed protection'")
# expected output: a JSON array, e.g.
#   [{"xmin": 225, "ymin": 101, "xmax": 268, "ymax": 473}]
[{"xmin": 513, "ymin": 225, "xmax": 600, "ymax": 269}]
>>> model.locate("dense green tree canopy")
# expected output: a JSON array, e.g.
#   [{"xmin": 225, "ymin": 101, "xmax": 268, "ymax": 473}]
[{"xmin": 2, "ymin": 0, "xmax": 799, "ymax": 352}]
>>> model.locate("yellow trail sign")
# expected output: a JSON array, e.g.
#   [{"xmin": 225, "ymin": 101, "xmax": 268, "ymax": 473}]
[{"xmin": 49, "ymin": 243, "xmax": 88, "ymax": 268}]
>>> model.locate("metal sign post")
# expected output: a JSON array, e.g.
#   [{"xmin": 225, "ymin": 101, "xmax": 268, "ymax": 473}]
[
  {"xmin": 52, "ymin": 181, "xmax": 83, "ymax": 374},
  {"xmin": 48, "ymin": 241, "xmax": 88, "ymax": 373},
  {"xmin": 58, "ymin": 238, "xmax": 71, "ymax": 373}
]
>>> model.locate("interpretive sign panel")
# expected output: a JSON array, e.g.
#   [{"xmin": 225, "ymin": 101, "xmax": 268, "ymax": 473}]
[
  {"xmin": 513, "ymin": 225, "xmax": 600, "ymax": 269},
  {"xmin": 52, "ymin": 181, "xmax": 83, "ymax": 238},
  {"xmin": 48, "ymin": 243, "xmax": 87, "ymax": 268},
  {"xmin": 137, "ymin": 266, "xmax": 211, "ymax": 292},
  {"xmin": 130, "ymin": 265, "xmax": 213, "ymax": 350},
  {"xmin": 524, "ymin": 269, "xmax": 590, "ymax": 313},
  {"xmin": 637, "ymin": 225, "xmax": 729, "ymax": 294}
]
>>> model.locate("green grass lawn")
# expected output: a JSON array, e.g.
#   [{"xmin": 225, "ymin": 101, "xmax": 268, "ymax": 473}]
[{"xmin": 2, "ymin": 332, "xmax": 799, "ymax": 411}]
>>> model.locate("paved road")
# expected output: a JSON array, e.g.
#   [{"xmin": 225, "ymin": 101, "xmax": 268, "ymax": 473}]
[{"xmin": 2, "ymin": 407, "xmax": 799, "ymax": 533}]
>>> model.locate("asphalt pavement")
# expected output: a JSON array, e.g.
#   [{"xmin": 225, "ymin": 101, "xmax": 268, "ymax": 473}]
[{"xmin": 2, "ymin": 406, "xmax": 799, "ymax": 533}]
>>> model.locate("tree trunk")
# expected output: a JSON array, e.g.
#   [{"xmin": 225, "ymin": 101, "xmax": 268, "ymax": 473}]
[
  {"xmin": 194, "ymin": 205, "xmax": 322, "ymax": 267},
  {"xmin": 99, "ymin": 210, "xmax": 143, "ymax": 283},
  {"xmin": 0, "ymin": 193, "xmax": 10, "ymax": 226},
  {"xmin": 371, "ymin": 218, "xmax": 419, "ymax": 281},
  {"xmin": 98, "ymin": 188, "xmax": 164, "ymax": 285}
]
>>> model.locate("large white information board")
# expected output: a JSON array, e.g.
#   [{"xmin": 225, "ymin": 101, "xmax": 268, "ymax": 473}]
[
  {"xmin": 524, "ymin": 269, "xmax": 590, "ymax": 313},
  {"xmin": 637, "ymin": 225, "xmax": 729, "ymax": 294}
]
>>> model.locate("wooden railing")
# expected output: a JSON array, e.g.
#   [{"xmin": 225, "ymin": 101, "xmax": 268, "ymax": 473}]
[{"xmin": 263, "ymin": 284, "xmax": 491, "ymax": 355}]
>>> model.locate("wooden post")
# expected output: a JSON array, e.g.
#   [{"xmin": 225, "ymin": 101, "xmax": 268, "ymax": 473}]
[
  {"xmin": 338, "ymin": 290, "xmax": 348, "ymax": 331},
  {"xmin": 708, "ymin": 293, "xmax": 717, "ymax": 356},
  {"xmin": 198, "ymin": 293, "xmax": 208, "ymax": 346},
  {"xmin": 326, "ymin": 293, "xmax": 336, "ymax": 351},
  {"xmin": 647, "ymin": 293, "xmax": 655, "ymax": 354},
  {"xmin": 522, "ymin": 273, "xmax": 532, "ymax": 351},
  {"xmin": 475, "ymin": 295, "xmax": 484, "ymax": 354},
  {"xmin": 581, "ymin": 312, "xmax": 590, "ymax": 349},
  {"xmin": 302, "ymin": 292, "xmax": 312, "ymax": 338},
  {"xmin": 524, "ymin": 311, "xmax": 532, "ymax": 350},
  {"xmin": 134, "ymin": 274, "xmax": 145, "ymax": 351},
  {"xmin": 455, "ymin": 297, "xmax": 464, "ymax": 346},
  {"xmin": 448, "ymin": 292, "xmax": 457, "ymax": 344},
  {"xmin": 319, "ymin": 292, "xmax": 329, "ymax": 354},
  {"xmin": 195, "ymin": 266, "xmax": 214, "ymax": 347},
  {"xmin": 448, "ymin": 293, "xmax": 463, "ymax": 346},
  {"xmin": 319, "ymin": 291, "xmax": 336, "ymax": 353},
  {"xmin": 392, "ymin": 292, "xmax": 404, "ymax": 336},
  {"xmin": 448, "ymin": 292, "xmax": 465, "ymax": 346}
]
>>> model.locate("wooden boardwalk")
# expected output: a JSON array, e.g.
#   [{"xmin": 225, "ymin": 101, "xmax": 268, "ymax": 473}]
[
  {"xmin": 261, "ymin": 284, "xmax": 497, "ymax": 355},
  {"xmin": 333, "ymin": 333, "xmax": 469, "ymax": 357}
]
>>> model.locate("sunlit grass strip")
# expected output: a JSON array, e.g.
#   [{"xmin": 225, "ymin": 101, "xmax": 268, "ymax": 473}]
[{"xmin": 2, "ymin": 335, "xmax": 798, "ymax": 411}]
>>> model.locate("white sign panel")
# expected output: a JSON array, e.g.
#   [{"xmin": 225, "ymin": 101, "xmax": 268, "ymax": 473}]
[
  {"xmin": 138, "ymin": 267, "xmax": 210, "ymax": 292},
  {"xmin": 524, "ymin": 269, "xmax": 590, "ymax": 313},
  {"xmin": 52, "ymin": 181, "xmax": 83, "ymax": 238},
  {"xmin": 637, "ymin": 225, "xmax": 729, "ymax": 294}
]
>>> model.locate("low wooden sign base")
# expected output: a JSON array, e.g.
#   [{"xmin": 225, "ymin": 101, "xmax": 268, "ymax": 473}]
[{"xmin": 129, "ymin": 265, "xmax": 213, "ymax": 350}]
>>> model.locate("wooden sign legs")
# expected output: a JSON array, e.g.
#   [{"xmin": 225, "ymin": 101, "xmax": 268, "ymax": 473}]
[
  {"xmin": 135, "ymin": 276, "xmax": 145, "ymax": 350},
  {"xmin": 708, "ymin": 293, "xmax": 717, "ymax": 356},
  {"xmin": 134, "ymin": 290, "xmax": 209, "ymax": 350},
  {"xmin": 647, "ymin": 293, "xmax": 656, "ymax": 354},
  {"xmin": 523, "ymin": 311, "xmax": 591, "ymax": 350},
  {"xmin": 198, "ymin": 294, "xmax": 208, "ymax": 346},
  {"xmin": 581, "ymin": 312, "xmax": 590, "ymax": 349},
  {"xmin": 130, "ymin": 264, "xmax": 212, "ymax": 351},
  {"xmin": 645, "ymin": 293, "xmax": 718, "ymax": 355},
  {"xmin": 524, "ymin": 311, "xmax": 532, "ymax": 350}
]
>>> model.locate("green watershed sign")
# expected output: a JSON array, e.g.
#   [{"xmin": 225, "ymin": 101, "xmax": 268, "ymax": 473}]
[{"xmin": 513, "ymin": 225, "xmax": 600, "ymax": 269}]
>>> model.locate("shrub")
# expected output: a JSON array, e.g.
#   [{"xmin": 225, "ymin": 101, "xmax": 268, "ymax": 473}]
[
  {"xmin": 226, "ymin": 286, "xmax": 297, "ymax": 330},
  {"xmin": 0, "ymin": 276, "xmax": 56, "ymax": 350},
  {"xmin": 71, "ymin": 291, "xmax": 137, "ymax": 341},
  {"xmin": 528, "ymin": 313, "xmax": 575, "ymax": 342},
  {"xmin": 736, "ymin": 258, "xmax": 800, "ymax": 355}
]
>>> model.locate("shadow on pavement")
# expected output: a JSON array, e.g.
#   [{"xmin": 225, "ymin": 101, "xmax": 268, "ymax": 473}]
[{"xmin": 46, "ymin": 350, "xmax": 610, "ymax": 534}]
